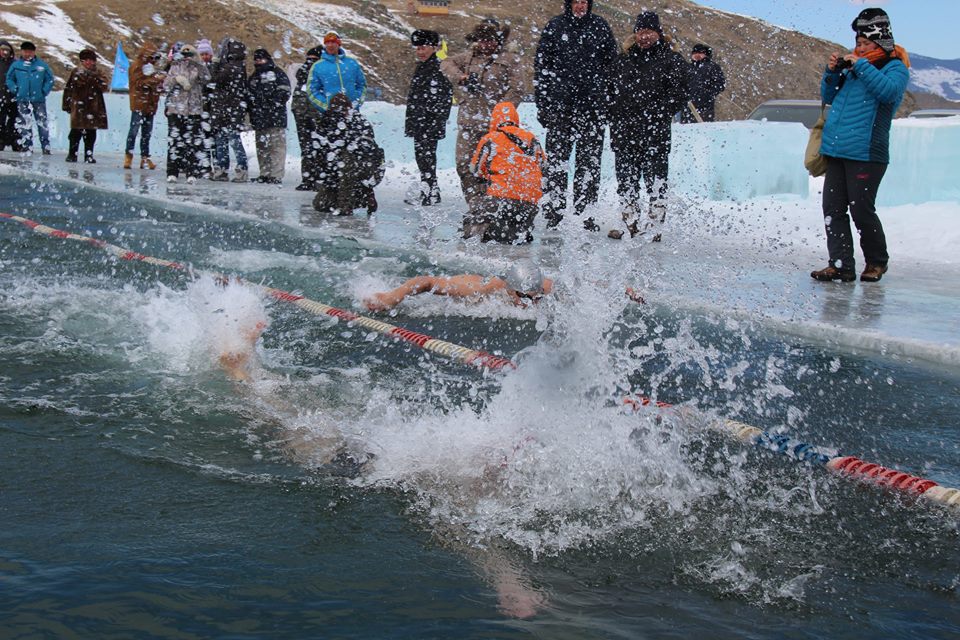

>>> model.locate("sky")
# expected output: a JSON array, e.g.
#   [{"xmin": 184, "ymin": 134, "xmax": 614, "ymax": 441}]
[{"xmin": 694, "ymin": 0, "xmax": 959, "ymax": 60}]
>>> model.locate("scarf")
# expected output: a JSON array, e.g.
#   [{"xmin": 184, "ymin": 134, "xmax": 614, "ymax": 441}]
[{"xmin": 860, "ymin": 44, "xmax": 911, "ymax": 69}]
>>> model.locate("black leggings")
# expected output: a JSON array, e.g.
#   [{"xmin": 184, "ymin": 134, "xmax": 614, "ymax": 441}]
[
  {"xmin": 413, "ymin": 137, "xmax": 439, "ymax": 192},
  {"xmin": 821, "ymin": 157, "xmax": 888, "ymax": 271},
  {"xmin": 68, "ymin": 128, "xmax": 97, "ymax": 159}
]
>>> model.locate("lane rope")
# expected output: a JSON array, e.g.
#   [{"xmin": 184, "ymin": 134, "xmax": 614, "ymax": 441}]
[
  {"xmin": 0, "ymin": 212, "xmax": 515, "ymax": 371},
  {"xmin": 624, "ymin": 396, "xmax": 960, "ymax": 509}
]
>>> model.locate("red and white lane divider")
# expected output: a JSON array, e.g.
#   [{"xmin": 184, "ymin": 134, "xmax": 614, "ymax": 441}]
[{"xmin": 0, "ymin": 212, "xmax": 515, "ymax": 371}]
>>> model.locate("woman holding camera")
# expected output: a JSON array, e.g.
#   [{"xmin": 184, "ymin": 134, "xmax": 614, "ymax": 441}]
[{"xmin": 811, "ymin": 8, "xmax": 910, "ymax": 284}]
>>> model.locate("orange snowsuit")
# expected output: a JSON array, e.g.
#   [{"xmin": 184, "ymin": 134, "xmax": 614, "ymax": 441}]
[{"xmin": 470, "ymin": 102, "xmax": 546, "ymax": 204}]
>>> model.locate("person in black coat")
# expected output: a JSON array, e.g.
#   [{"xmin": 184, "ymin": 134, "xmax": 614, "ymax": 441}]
[
  {"xmin": 313, "ymin": 93, "xmax": 385, "ymax": 216},
  {"xmin": 0, "ymin": 40, "xmax": 19, "ymax": 151},
  {"xmin": 607, "ymin": 12, "xmax": 689, "ymax": 240},
  {"xmin": 404, "ymin": 29, "xmax": 453, "ymax": 206},
  {"xmin": 535, "ymin": 0, "xmax": 617, "ymax": 229},
  {"xmin": 292, "ymin": 47, "xmax": 324, "ymax": 190},
  {"xmin": 210, "ymin": 38, "xmax": 250, "ymax": 182},
  {"xmin": 247, "ymin": 48, "xmax": 290, "ymax": 184},
  {"xmin": 681, "ymin": 43, "xmax": 725, "ymax": 123}
]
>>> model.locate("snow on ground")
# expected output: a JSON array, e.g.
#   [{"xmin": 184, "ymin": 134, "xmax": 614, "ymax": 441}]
[{"xmin": 0, "ymin": 2, "xmax": 92, "ymax": 71}]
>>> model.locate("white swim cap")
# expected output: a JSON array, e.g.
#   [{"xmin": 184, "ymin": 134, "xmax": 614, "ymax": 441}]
[{"xmin": 504, "ymin": 260, "xmax": 544, "ymax": 295}]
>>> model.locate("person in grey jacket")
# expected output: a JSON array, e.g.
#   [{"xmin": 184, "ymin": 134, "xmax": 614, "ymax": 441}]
[
  {"xmin": 5, "ymin": 41, "xmax": 54, "ymax": 154},
  {"xmin": 163, "ymin": 44, "xmax": 211, "ymax": 182}
]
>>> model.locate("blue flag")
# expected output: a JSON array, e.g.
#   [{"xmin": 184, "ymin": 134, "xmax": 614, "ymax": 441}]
[{"xmin": 111, "ymin": 41, "xmax": 130, "ymax": 92}]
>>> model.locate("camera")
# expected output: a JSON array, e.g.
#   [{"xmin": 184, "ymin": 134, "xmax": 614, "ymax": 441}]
[
  {"xmin": 835, "ymin": 56, "xmax": 853, "ymax": 71},
  {"xmin": 464, "ymin": 72, "xmax": 481, "ymax": 95}
]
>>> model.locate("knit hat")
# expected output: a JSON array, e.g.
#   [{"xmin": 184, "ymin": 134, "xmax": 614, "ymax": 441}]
[
  {"xmin": 692, "ymin": 43, "xmax": 712, "ymax": 58},
  {"xmin": 411, "ymin": 29, "xmax": 440, "ymax": 47},
  {"xmin": 634, "ymin": 11, "xmax": 662, "ymax": 34},
  {"xmin": 196, "ymin": 39, "xmax": 214, "ymax": 55},
  {"xmin": 466, "ymin": 19, "xmax": 510, "ymax": 45},
  {"xmin": 323, "ymin": 31, "xmax": 342, "ymax": 45},
  {"xmin": 252, "ymin": 48, "xmax": 271, "ymax": 61},
  {"xmin": 852, "ymin": 8, "xmax": 895, "ymax": 53},
  {"xmin": 306, "ymin": 46, "xmax": 323, "ymax": 59},
  {"xmin": 20, "ymin": 41, "xmax": 36, "ymax": 51},
  {"xmin": 179, "ymin": 44, "xmax": 197, "ymax": 57},
  {"xmin": 78, "ymin": 49, "xmax": 96, "ymax": 61}
]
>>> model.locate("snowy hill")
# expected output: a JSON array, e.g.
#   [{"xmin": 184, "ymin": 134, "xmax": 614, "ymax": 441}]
[{"xmin": 909, "ymin": 54, "xmax": 960, "ymax": 103}]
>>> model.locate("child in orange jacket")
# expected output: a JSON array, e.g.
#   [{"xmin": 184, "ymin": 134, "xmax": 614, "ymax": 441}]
[{"xmin": 468, "ymin": 102, "xmax": 547, "ymax": 244}]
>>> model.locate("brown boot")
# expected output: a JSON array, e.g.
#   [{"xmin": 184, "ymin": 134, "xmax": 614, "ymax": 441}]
[
  {"xmin": 811, "ymin": 265, "xmax": 856, "ymax": 282},
  {"xmin": 860, "ymin": 263, "xmax": 888, "ymax": 282},
  {"xmin": 123, "ymin": 152, "xmax": 133, "ymax": 170},
  {"xmin": 141, "ymin": 157, "xmax": 156, "ymax": 170}
]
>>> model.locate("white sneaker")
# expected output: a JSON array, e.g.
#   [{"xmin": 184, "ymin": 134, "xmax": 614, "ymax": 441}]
[
  {"xmin": 186, "ymin": 176, "xmax": 197, "ymax": 185},
  {"xmin": 166, "ymin": 175, "xmax": 177, "ymax": 183}
]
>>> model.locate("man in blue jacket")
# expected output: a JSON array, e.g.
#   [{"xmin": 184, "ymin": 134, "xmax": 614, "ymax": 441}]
[
  {"xmin": 308, "ymin": 31, "xmax": 366, "ymax": 113},
  {"xmin": 5, "ymin": 41, "xmax": 54, "ymax": 154}
]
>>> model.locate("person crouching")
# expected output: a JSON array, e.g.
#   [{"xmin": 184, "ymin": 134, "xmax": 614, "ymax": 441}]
[
  {"xmin": 62, "ymin": 49, "xmax": 108, "ymax": 163},
  {"xmin": 467, "ymin": 101, "xmax": 547, "ymax": 244},
  {"xmin": 312, "ymin": 93, "xmax": 385, "ymax": 216}
]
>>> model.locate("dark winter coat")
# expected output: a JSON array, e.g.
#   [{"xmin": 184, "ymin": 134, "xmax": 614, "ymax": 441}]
[
  {"xmin": 247, "ymin": 58, "xmax": 290, "ymax": 130},
  {"xmin": 209, "ymin": 39, "xmax": 248, "ymax": 130},
  {"xmin": 608, "ymin": 40, "xmax": 689, "ymax": 130},
  {"xmin": 292, "ymin": 59, "xmax": 321, "ymax": 122},
  {"xmin": 685, "ymin": 57, "xmax": 725, "ymax": 121},
  {"xmin": 128, "ymin": 42, "xmax": 165, "ymax": 115},
  {"xmin": 404, "ymin": 53, "xmax": 452, "ymax": 141},
  {"xmin": 534, "ymin": 0, "xmax": 618, "ymax": 126},
  {"xmin": 62, "ymin": 65, "xmax": 109, "ymax": 129},
  {"xmin": 0, "ymin": 41, "xmax": 15, "ymax": 105},
  {"xmin": 318, "ymin": 98, "xmax": 384, "ymax": 188}
]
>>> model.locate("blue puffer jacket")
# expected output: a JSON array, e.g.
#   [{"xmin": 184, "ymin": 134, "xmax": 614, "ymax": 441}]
[
  {"xmin": 5, "ymin": 56, "xmax": 54, "ymax": 102},
  {"xmin": 308, "ymin": 49, "xmax": 366, "ymax": 112},
  {"xmin": 820, "ymin": 57, "xmax": 908, "ymax": 164}
]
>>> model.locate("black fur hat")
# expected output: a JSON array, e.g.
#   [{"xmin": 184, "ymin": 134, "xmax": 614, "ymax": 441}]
[
  {"xmin": 411, "ymin": 29, "xmax": 440, "ymax": 47},
  {"xmin": 634, "ymin": 11, "xmax": 662, "ymax": 34}
]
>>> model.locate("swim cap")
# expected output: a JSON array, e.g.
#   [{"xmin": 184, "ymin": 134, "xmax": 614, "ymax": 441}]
[{"xmin": 504, "ymin": 261, "xmax": 544, "ymax": 295}]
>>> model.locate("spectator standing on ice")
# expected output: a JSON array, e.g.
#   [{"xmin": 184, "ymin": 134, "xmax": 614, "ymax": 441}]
[
  {"xmin": 62, "ymin": 49, "xmax": 109, "ymax": 164},
  {"xmin": 404, "ymin": 29, "xmax": 453, "ymax": 207},
  {"xmin": 441, "ymin": 19, "xmax": 522, "ymax": 219},
  {"xmin": 163, "ymin": 44, "xmax": 211, "ymax": 183},
  {"xmin": 0, "ymin": 40, "xmax": 19, "ymax": 151},
  {"xmin": 811, "ymin": 8, "xmax": 909, "ymax": 284},
  {"xmin": 5, "ymin": 41, "xmax": 54, "ymax": 155},
  {"xmin": 535, "ymin": 0, "xmax": 617, "ymax": 229},
  {"xmin": 196, "ymin": 38, "xmax": 216, "ymax": 175},
  {"xmin": 125, "ymin": 41, "xmax": 166, "ymax": 170},
  {"xmin": 308, "ymin": 31, "xmax": 366, "ymax": 112},
  {"xmin": 312, "ymin": 93, "xmax": 384, "ymax": 216},
  {"xmin": 291, "ymin": 46, "xmax": 324, "ymax": 190},
  {"xmin": 247, "ymin": 48, "xmax": 290, "ymax": 184},
  {"xmin": 468, "ymin": 102, "xmax": 547, "ymax": 244},
  {"xmin": 209, "ymin": 38, "xmax": 250, "ymax": 182},
  {"xmin": 607, "ymin": 12, "xmax": 689, "ymax": 241},
  {"xmin": 680, "ymin": 43, "xmax": 725, "ymax": 123}
]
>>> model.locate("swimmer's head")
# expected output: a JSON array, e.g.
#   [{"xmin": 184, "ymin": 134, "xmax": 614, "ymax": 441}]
[{"xmin": 504, "ymin": 261, "xmax": 544, "ymax": 297}]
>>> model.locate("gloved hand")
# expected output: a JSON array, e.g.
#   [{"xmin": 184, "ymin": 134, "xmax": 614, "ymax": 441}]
[{"xmin": 175, "ymin": 75, "xmax": 191, "ymax": 90}]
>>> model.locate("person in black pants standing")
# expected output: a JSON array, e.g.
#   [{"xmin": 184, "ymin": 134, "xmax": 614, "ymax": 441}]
[
  {"xmin": 404, "ymin": 30, "xmax": 452, "ymax": 206},
  {"xmin": 535, "ymin": 0, "xmax": 618, "ymax": 230}
]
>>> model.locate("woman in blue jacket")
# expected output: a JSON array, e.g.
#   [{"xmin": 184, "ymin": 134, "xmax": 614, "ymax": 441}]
[
  {"xmin": 811, "ymin": 8, "xmax": 909, "ymax": 284},
  {"xmin": 308, "ymin": 31, "xmax": 366, "ymax": 113}
]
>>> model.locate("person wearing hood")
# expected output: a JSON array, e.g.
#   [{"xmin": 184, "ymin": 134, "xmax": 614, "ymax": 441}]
[
  {"xmin": 680, "ymin": 43, "xmax": 725, "ymax": 123},
  {"xmin": 208, "ymin": 38, "xmax": 250, "ymax": 182},
  {"xmin": 308, "ymin": 31, "xmax": 366, "ymax": 112},
  {"xmin": 0, "ymin": 40, "xmax": 19, "ymax": 151},
  {"xmin": 404, "ymin": 29, "xmax": 453, "ymax": 206},
  {"xmin": 607, "ymin": 12, "xmax": 689, "ymax": 241},
  {"xmin": 125, "ymin": 41, "xmax": 166, "ymax": 169},
  {"xmin": 441, "ymin": 19, "xmax": 523, "ymax": 219},
  {"xmin": 196, "ymin": 38, "xmax": 217, "ymax": 175},
  {"xmin": 163, "ymin": 43, "xmax": 212, "ymax": 182},
  {"xmin": 247, "ymin": 48, "xmax": 290, "ymax": 184},
  {"xmin": 291, "ymin": 46, "xmax": 324, "ymax": 190},
  {"xmin": 467, "ymin": 101, "xmax": 547, "ymax": 244},
  {"xmin": 535, "ymin": 0, "xmax": 617, "ymax": 229},
  {"xmin": 311, "ymin": 93, "xmax": 384, "ymax": 216},
  {"xmin": 5, "ymin": 41, "xmax": 54, "ymax": 154},
  {"xmin": 62, "ymin": 49, "xmax": 109, "ymax": 163},
  {"xmin": 810, "ymin": 8, "xmax": 909, "ymax": 284}
]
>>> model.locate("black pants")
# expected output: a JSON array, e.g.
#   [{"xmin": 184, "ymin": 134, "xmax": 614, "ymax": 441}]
[
  {"xmin": 467, "ymin": 196, "xmax": 536, "ymax": 244},
  {"xmin": 294, "ymin": 112, "xmax": 322, "ymax": 186},
  {"xmin": 167, "ymin": 114, "xmax": 205, "ymax": 178},
  {"xmin": 413, "ymin": 136, "xmax": 439, "ymax": 195},
  {"xmin": 822, "ymin": 157, "xmax": 888, "ymax": 271},
  {"xmin": 0, "ymin": 100, "xmax": 18, "ymax": 150},
  {"xmin": 543, "ymin": 112, "xmax": 604, "ymax": 216},
  {"xmin": 68, "ymin": 128, "xmax": 97, "ymax": 159},
  {"xmin": 610, "ymin": 119, "xmax": 671, "ymax": 207}
]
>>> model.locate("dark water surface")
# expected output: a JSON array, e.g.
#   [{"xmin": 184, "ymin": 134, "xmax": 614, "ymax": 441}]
[{"xmin": 2, "ymin": 175, "xmax": 958, "ymax": 638}]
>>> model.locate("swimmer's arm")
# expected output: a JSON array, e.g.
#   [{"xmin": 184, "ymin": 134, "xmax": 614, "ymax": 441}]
[{"xmin": 365, "ymin": 276, "xmax": 443, "ymax": 311}]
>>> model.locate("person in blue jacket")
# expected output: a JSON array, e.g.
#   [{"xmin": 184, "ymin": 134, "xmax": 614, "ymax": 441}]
[
  {"xmin": 5, "ymin": 41, "xmax": 54, "ymax": 154},
  {"xmin": 811, "ymin": 8, "xmax": 909, "ymax": 284},
  {"xmin": 308, "ymin": 31, "xmax": 366, "ymax": 113}
]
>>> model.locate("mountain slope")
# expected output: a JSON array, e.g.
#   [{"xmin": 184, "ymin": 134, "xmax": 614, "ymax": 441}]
[{"xmin": 909, "ymin": 54, "xmax": 960, "ymax": 102}]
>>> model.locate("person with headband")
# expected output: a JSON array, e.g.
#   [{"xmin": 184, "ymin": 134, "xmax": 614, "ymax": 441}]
[
  {"xmin": 811, "ymin": 8, "xmax": 909, "ymax": 284},
  {"xmin": 308, "ymin": 31, "xmax": 367, "ymax": 112}
]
